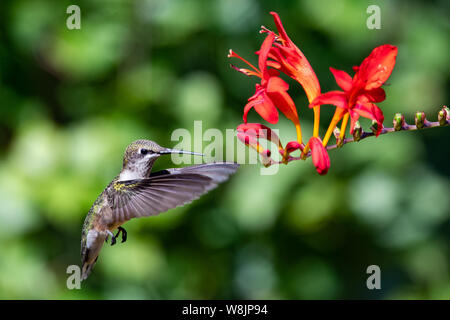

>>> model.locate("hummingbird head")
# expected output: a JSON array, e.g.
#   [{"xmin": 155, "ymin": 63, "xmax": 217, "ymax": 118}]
[{"xmin": 118, "ymin": 139, "xmax": 203, "ymax": 181}]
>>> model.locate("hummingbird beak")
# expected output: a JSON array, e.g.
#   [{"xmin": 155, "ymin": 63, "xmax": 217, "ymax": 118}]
[{"xmin": 158, "ymin": 148, "xmax": 204, "ymax": 157}]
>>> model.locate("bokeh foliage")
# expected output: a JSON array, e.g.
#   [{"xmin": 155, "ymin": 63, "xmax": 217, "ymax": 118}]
[{"xmin": 0, "ymin": 0, "xmax": 449, "ymax": 299}]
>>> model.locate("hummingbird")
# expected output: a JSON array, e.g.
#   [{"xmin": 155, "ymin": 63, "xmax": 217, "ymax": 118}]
[{"xmin": 81, "ymin": 139, "xmax": 239, "ymax": 280}]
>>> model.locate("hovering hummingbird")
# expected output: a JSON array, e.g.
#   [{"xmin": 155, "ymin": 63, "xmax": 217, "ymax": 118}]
[{"xmin": 81, "ymin": 139, "xmax": 239, "ymax": 280}]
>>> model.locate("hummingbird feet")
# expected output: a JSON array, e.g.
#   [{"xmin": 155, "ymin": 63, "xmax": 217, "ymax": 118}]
[
  {"xmin": 115, "ymin": 226, "xmax": 127, "ymax": 244},
  {"xmin": 105, "ymin": 230, "xmax": 117, "ymax": 246},
  {"xmin": 105, "ymin": 227, "xmax": 127, "ymax": 246}
]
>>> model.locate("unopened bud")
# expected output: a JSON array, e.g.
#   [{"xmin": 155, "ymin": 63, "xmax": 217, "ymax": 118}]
[
  {"xmin": 415, "ymin": 111, "xmax": 426, "ymax": 129},
  {"xmin": 352, "ymin": 121, "xmax": 362, "ymax": 142},
  {"xmin": 393, "ymin": 113, "xmax": 405, "ymax": 131},
  {"xmin": 444, "ymin": 106, "xmax": 450, "ymax": 119},
  {"xmin": 438, "ymin": 106, "xmax": 449, "ymax": 126},
  {"xmin": 333, "ymin": 127, "xmax": 345, "ymax": 147},
  {"xmin": 333, "ymin": 127, "xmax": 341, "ymax": 139},
  {"xmin": 370, "ymin": 120, "xmax": 380, "ymax": 135}
]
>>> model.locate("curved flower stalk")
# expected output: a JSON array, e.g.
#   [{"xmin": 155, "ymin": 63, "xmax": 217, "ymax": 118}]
[{"xmin": 229, "ymin": 12, "xmax": 449, "ymax": 175}]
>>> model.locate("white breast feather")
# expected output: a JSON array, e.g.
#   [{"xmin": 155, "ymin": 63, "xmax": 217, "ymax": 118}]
[{"xmin": 118, "ymin": 169, "xmax": 141, "ymax": 181}]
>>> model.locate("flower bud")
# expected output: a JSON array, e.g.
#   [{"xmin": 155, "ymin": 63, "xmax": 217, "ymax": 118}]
[
  {"xmin": 438, "ymin": 106, "xmax": 449, "ymax": 126},
  {"xmin": 415, "ymin": 111, "xmax": 426, "ymax": 129},
  {"xmin": 393, "ymin": 113, "xmax": 404, "ymax": 131},
  {"xmin": 370, "ymin": 120, "xmax": 380, "ymax": 135},
  {"xmin": 352, "ymin": 121, "xmax": 362, "ymax": 142},
  {"xmin": 333, "ymin": 127, "xmax": 345, "ymax": 147},
  {"xmin": 309, "ymin": 137, "xmax": 330, "ymax": 175},
  {"xmin": 284, "ymin": 141, "xmax": 302, "ymax": 154},
  {"xmin": 444, "ymin": 106, "xmax": 450, "ymax": 119},
  {"xmin": 280, "ymin": 141, "xmax": 302, "ymax": 164},
  {"xmin": 333, "ymin": 127, "xmax": 341, "ymax": 139}
]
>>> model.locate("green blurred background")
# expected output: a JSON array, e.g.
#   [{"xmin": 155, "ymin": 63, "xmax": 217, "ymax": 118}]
[{"xmin": 0, "ymin": 0, "xmax": 449, "ymax": 299}]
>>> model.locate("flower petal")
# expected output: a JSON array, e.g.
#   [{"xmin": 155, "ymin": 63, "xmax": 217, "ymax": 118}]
[
  {"xmin": 349, "ymin": 110, "xmax": 360, "ymax": 135},
  {"xmin": 354, "ymin": 44, "xmax": 398, "ymax": 91},
  {"xmin": 353, "ymin": 99, "xmax": 384, "ymax": 136},
  {"xmin": 237, "ymin": 123, "xmax": 282, "ymax": 148},
  {"xmin": 266, "ymin": 75, "xmax": 289, "ymax": 92},
  {"xmin": 269, "ymin": 11, "xmax": 292, "ymax": 45},
  {"xmin": 243, "ymin": 87, "xmax": 279, "ymax": 124},
  {"xmin": 258, "ymin": 32, "xmax": 276, "ymax": 81},
  {"xmin": 266, "ymin": 59, "xmax": 282, "ymax": 70},
  {"xmin": 363, "ymin": 87, "xmax": 386, "ymax": 103},
  {"xmin": 309, "ymin": 91, "xmax": 349, "ymax": 110},
  {"xmin": 268, "ymin": 90, "xmax": 298, "ymax": 124},
  {"xmin": 267, "ymin": 12, "xmax": 321, "ymax": 102},
  {"xmin": 309, "ymin": 137, "xmax": 330, "ymax": 175},
  {"xmin": 329, "ymin": 67, "xmax": 353, "ymax": 92},
  {"xmin": 266, "ymin": 76, "xmax": 299, "ymax": 123},
  {"xmin": 237, "ymin": 131, "xmax": 272, "ymax": 161}
]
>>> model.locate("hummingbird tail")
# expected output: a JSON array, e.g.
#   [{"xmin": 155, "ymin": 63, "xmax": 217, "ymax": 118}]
[
  {"xmin": 81, "ymin": 257, "xmax": 98, "ymax": 281},
  {"xmin": 81, "ymin": 229, "xmax": 107, "ymax": 281}
]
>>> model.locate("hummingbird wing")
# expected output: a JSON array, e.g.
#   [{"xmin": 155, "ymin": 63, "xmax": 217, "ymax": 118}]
[{"xmin": 111, "ymin": 162, "xmax": 239, "ymax": 220}]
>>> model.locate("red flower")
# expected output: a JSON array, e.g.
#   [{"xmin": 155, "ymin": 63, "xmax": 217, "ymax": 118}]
[
  {"xmin": 237, "ymin": 123, "xmax": 282, "ymax": 164},
  {"xmin": 310, "ymin": 45, "xmax": 398, "ymax": 136},
  {"xmin": 309, "ymin": 137, "xmax": 330, "ymax": 175},
  {"xmin": 237, "ymin": 123, "xmax": 304, "ymax": 165},
  {"xmin": 229, "ymin": 32, "xmax": 298, "ymax": 125},
  {"xmin": 237, "ymin": 123, "xmax": 282, "ymax": 150},
  {"xmin": 262, "ymin": 12, "xmax": 321, "ymax": 103}
]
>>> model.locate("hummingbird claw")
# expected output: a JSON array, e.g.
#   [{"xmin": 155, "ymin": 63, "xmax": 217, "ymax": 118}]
[
  {"xmin": 115, "ymin": 226, "xmax": 127, "ymax": 243},
  {"xmin": 107, "ymin": 230, "xmax": 117, "ymax": 246}
]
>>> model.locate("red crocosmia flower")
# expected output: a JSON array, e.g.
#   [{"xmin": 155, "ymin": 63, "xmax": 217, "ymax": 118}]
[
  {"xmin": 237, "ymin": 123, "xmax": 284, "ymax": 165},
  {"xmin": 237, "ymin": 131, "xmax": 271, "ymax": 158},
  {"xmin": 261, "ymin": 12, "xmax": 321, "ymax": 103},
  {"xmin": 310, "ymin": 44, "xmax": 398, "ymax": 136},
  {"xmin": 309, "ymin": 137, "xmax": 330, "ymax": 175},
  {"xmin": 237, "ymin": 123, "xmax": 283, "ymax": 150},
  {"xmin": 237, "ymin": 131, "xmax": 272, "ymax": 166},
  {"xmin": 229, "ymin": 32, "xmax": 299, "ymax": 126}
]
